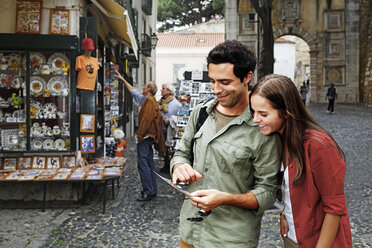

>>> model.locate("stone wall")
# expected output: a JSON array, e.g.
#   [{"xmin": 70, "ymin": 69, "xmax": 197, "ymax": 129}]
[{"xmin": 359, "ymin": 0, "xmax": 372, "ymax": 103}]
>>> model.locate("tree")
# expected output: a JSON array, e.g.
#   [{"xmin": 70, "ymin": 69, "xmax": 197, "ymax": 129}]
[
  {"xmin": 250, "ymin": 0, "xmax": 274, "ymax": 79},
  {"xmin": 157, "ymin": 0, "xmax": 225, "ymax": 33}
]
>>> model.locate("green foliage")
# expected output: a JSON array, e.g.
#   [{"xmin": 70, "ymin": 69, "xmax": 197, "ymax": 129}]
[{"xmin": 157, "ymin": 0, "xmax": 225, "ymax": 33}]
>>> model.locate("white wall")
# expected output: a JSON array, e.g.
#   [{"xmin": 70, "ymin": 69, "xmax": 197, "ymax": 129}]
[
  {"xmin": 156, "ymin": 47, "xmax": 212, "ymax": 98},
  {"xmin": 274, "ymin": 42, "xmax": 296, "ymax": 81}
]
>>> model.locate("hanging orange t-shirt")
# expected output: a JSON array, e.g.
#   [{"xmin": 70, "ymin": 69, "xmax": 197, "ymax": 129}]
[
  {"xmin": 75, "ymin": 55, "xmax": 100, "ymax": 90},
  {"xmin": 115, "ymin": 140, "xmax": 127, "ymax": 157}
]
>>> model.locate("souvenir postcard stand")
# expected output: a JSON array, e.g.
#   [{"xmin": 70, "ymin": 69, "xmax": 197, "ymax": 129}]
[
  {"xmin": 175, "ymin": 71, "xmax": 215, "ymax": 148},
  {"xmin": 0, "ymin": 34, "xmax": 78, "ymax": 153}
]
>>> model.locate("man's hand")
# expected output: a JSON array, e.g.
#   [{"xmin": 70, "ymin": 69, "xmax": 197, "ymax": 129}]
[
  {"xmin": 163, "ymin": 117, "xmax": 170, "ymax": 125},
  {"xmin": 114, "ymin": 70, "xmax": 134, "ymax": 93},
  {"xmin": 189, "ymin": 189, "xmax": 228, "ymax": 213},
  {"xmin": 172, "ymin": 163, "xmax": 202, "ymax": 184},
  {"xmin": 114, "ymin": 70, "xmax": 125, "ymax": 82}
]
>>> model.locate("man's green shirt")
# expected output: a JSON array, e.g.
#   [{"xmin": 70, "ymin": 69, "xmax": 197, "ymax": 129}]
[{"xmin": 171, "ymin": 99, "xmax": 282, "ymax": 247}]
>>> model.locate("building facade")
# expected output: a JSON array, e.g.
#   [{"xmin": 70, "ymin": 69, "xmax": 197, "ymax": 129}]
[{"xmin": 226, "ymin": 0, "xmax": 363, "ymax": 103}]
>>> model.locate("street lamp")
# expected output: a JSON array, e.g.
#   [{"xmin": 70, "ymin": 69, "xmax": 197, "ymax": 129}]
[{"xmin": 150, "ymin": 33, "xmax": 158, "ymax": 49}]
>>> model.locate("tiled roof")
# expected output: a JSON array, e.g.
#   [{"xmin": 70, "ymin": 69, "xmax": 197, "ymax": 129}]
[{"xmin": 157, "ymin": 33, "xmax": 225, "ymax": 48}]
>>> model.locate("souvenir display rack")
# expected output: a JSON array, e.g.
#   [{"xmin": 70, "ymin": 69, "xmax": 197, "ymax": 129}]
[
  {"xmin": 103, "ymin": 63, "xmax": 120, "ymax": 137},
  {"xmin": 174, "ymin": 71, "xmax": 215, "ymax": 147},
  {"xmin": 0, "ymin": 34, "xmax": 79, "ymax": 153},
  {"xmin": 0, "ymin": 156, "xmax": 126, "ymax": 181},
  {"xmin": 0, "ymin": 156, "xmax": 127, "ymax": 214}
]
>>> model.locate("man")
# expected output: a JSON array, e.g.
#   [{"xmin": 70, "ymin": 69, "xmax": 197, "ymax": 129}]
[
  {"xmin": 171, "ymin": 40, "xmax": 282, "ymax": 247},
  {"xmin": 326, "ymin": 83, "xmax": 337, "ymax": 114},
  {"xmin": 158, "ymin": 84, "xmax": 181, "ymax": 173},
  {"xmin": 115, "ymin": 71, "xmax": 166, "ymax": 201},
  {"xmin": 299, "ymin": 81, "xmax": 308, "ymax": 106}
]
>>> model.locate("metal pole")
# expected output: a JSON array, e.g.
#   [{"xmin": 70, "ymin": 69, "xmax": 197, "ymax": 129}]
[
  {"xmin": 257, "ymin": 20, "xmax": 260, "ymax": 62},
  {"xmin": 366, "ymin": 95, "xmax": 369, "ymax": 109}
]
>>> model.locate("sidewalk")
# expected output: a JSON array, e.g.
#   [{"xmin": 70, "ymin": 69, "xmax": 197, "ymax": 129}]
[{"xmin": 0, "ymin": 103, "xmax": 371, "ymax": 248}]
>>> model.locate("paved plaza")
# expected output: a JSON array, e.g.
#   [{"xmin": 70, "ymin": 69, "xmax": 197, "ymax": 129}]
[{"xmin": 0, "ymin": 103, "xmax": 371, "ymax": 248}]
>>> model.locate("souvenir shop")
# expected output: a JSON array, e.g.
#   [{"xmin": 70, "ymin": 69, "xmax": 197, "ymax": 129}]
[{"xmin": 0, "ymin": 1, "xmax": 135, "ymax": 208}]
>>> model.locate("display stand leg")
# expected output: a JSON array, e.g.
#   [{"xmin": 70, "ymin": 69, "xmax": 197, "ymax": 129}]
[
  {"xmin": 82, "ymin": 182, "xmax": 86, "ymax": 204},
  {"xmin": 112, "ymin": 179, "xmax": 115, "ymax": 199},
  {"xmin": 42, "ymin": 182, "xmax": 47, "ymax": 212},
  {"xmin": 117, "ymin": 177, "xmax": 120, "ymax": 188},
  {"xmin": 102, "ymin": 180, "xmax": 107, "ymax": 214}
]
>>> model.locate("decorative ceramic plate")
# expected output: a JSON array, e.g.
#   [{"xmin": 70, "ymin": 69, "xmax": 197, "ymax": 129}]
[
  {"xmin": 55, "ymin": 138, "xmax": 65, "ymax": 149},
  {"xmin": 42, "ymin": 102, "xmax": 57, "ymax": 116},
  {"xmin": 47, "ymin": 76, "xmax": 67, "ymax": 95},
  {"xmin": 43, "ymin": 139, "xmax": 54, "ymax": 150},
  {"xmin": 0, "ymin": 73, "xmax": 9, "ymax": 88},
  {"xmin": 31, "ymin": 138, "xmax": 43, "ymax": 149},
  {"xmin": 23, "ymin": 52, "xmax": 46, "ymax": 70},
  {"xmin": 30, "ymin": 76, "xmax": 46, "ymax": 95},
  {"xmin": 48, "ymin": 53, "xmax": 70, "ymax": 71},
  {"xmin": 8, "ymin": 53, "xmax": 22, "ymax": 70},
  {"xmin": 1, "ymin": 129, "xmax": 19, "ymax": 148},
  {"xmin": 11, "ymin": 75, "xmax": 23, "ymax": 89},
  {"xmin": 12, "ymin": 110, "xmax": 19, "ymax": 118},
  {"xmin": 30, "ymin": 100, "xmax": 42, "ymax": 116},
  {"xmin": 0, "ymin": 53, "xmax": 9, "ymax": 70}
]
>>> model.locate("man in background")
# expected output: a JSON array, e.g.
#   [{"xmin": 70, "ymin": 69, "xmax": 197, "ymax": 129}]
[
  {"xmin": 158, "ymin": 84, "xmax": 181, "ymax": 174},
  {"xmin": 115, "ymin": 71, "xmax": 166, "ymax": 201}
]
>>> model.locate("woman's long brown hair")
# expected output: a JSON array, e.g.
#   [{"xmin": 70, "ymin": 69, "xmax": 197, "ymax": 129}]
[{"xmin": 249, "ymin": 74, "xmax": 345, "ymax": 184}]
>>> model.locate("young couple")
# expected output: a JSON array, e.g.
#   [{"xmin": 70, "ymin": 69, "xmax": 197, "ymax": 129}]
[{"xmin": 171, "ymin": 40, "xmax": 351, "ymax": 247}]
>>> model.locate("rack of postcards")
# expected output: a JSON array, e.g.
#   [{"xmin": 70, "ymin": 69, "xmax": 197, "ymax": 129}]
[
  {"xmin": 0, "ymin": 156, "xmax": 126, "ymax": 181},
  {"xmin": 174, "ymin": 71, "xmax": 214, "ymax": 147},
  {"xmin": 0, "ymin": 50, "xmax": 72, "ymax": 152},
  {"xmin": 103, "ymin": 63, "xmax": 120, "ymax": 137}
]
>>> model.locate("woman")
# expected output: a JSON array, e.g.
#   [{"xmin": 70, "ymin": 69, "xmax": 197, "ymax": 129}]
[{"xmin": 249, "ymin": 74, "xmax": 352, "ymax": 248}]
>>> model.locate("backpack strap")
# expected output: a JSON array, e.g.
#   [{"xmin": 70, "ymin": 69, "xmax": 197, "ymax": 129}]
[{"xmin": 189, "ymin": 98, "xmax": 213, "ymax": 166}]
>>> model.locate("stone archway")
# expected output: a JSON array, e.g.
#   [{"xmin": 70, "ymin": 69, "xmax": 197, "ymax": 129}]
[
  {"xmin": 226, "ymin": 0, "xmax": 360, "ymax": 103},
  {"xmin": 273, "ymin": 27, "xmax": 321, "ymax": 103}
]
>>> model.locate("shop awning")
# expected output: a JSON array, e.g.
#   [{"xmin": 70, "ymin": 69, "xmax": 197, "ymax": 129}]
[{"xmin": 90, "ymin": 0, "xmax": 138, "ymax": 60}]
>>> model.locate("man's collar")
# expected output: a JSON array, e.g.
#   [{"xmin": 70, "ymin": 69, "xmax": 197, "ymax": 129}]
[{"xmin": 204, "ymin": 98, "xmax": 256, "ymax": 126}]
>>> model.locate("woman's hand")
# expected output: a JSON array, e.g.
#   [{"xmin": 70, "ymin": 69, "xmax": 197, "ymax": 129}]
[{"xmin": 280, "ymin": 214, "xmax": 289, "ymax": 239}]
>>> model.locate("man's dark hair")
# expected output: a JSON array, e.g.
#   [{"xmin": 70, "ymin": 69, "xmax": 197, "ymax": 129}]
[{"xmin": 207, "ymin": 40, "xmax": 256, "ymax": 82}]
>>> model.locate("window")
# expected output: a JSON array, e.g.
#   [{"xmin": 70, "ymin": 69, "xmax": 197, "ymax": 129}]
[
  {"xmin": 242, "ymin": 13, "xmax": 256, "ymax": 32},
  {"xmin": 329, "ymin": 15, "xmax": 339, "ymax": 28}
]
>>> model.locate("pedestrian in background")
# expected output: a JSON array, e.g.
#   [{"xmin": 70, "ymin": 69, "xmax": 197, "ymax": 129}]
[
  {"xmin": 115, "ymin": 71, "xmax": 166, "ymax": 201},
  {"xmin": 250, "ymin": 74, "xmax": 352, "ymax": 248},
  {"xmin": 158, "ymin": 84, "xmax": 181, "ymax": 174},
  {"xmin": 171, "ymin": 40, "xmax": 282, "ymax": 247},
  {"xmin": 326, "ymin": 83, "xmax": 337, "ymax": 114},
  {"xmin": 299, "ymin": 81, "xmax": 308, "ymax": 106}
]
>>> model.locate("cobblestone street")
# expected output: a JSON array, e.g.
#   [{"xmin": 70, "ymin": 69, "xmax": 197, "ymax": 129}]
[{"xmin": 0, "ymin": 103, "xmax": 371, "ymax": 248}]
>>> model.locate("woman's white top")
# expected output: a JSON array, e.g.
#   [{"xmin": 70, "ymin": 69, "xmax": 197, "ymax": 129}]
[{"xmin": 282, "ymin": 164, "xmax": 298, "ymax": 243}]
